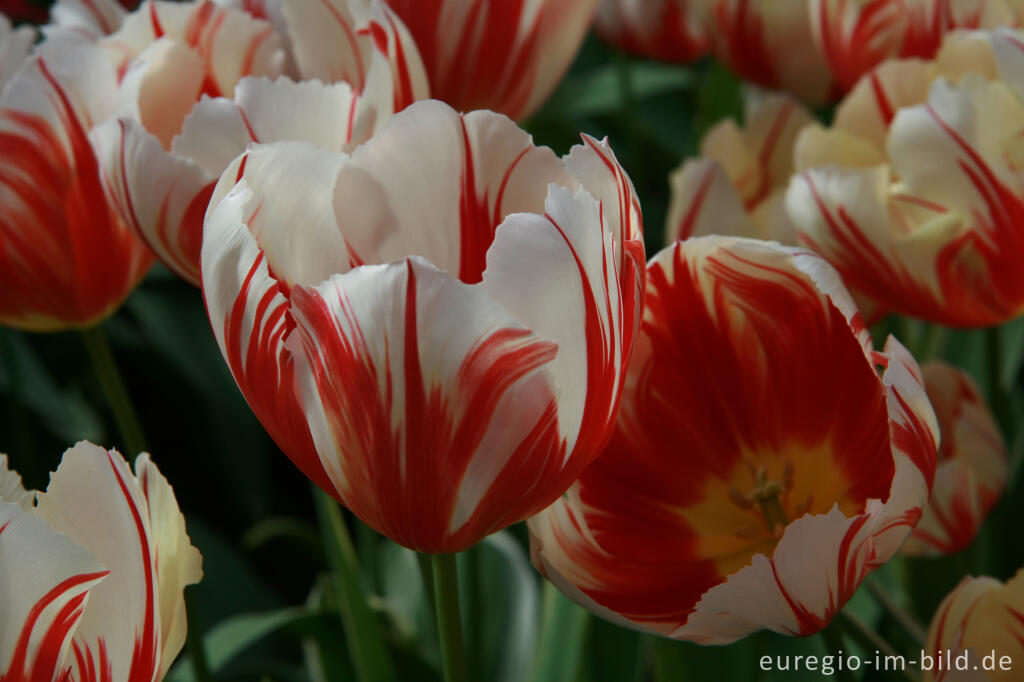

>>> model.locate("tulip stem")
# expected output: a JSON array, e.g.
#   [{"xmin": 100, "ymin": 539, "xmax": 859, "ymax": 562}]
[
  {"xmin": 836, "ymin": 612, "xmax": 918, "ymax": 682},
  {"xmin": 431, "ymin": 553, "xmax": 469, "ymax": 682},
  {"xmin": 986, "ymin": 327, "xmax": 1013, "ymax": 433},
  {"xmin": 865, "ymin": 581, "xmax": 927, "ymax": 646},
  {"xmin": 80, "ymin": 325, "xmax": 147, "ymax": 457},
  {"xmin": 819, "ymin": 621, "xmax": 856, "ymax": 682},
  {"xmin": 184, "ymin": 587, "xmax": 212, "ymax": 682},
  {"xmin": 312, "ymin": 487, "xmax": 395, "ymax": 682}
]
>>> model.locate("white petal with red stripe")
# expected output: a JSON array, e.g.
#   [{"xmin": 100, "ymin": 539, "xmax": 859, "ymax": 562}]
[
  {"xmin": 33, "ymin": 443, "xmax": 200, "ymax": 682},
  {"xmin": 0, "ymin": 500, "xmax": 107, "ymax": 682},
  {"xmin": 0, "ymin": 454, "xmax": 33, "ymax": 510}
]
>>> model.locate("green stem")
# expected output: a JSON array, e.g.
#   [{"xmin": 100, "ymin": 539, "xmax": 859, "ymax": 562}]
[
  {"xmin": 864, "ymin": 581, "xmax": 927, "ymax": 646},
  {"xmin": 652, "ymin": 637, "xmax": 686, "ymax": 682},
  {"xmin": 312, "ymin": 488, "xmax": 394, "ymax": 682},
  {"xmin": 184, "ymin": 587, "xmax": 212, "ymax": 682},
  {"xmin": 837, "ymin": 612, "xmax": 918, "ymax": 682},
  {"xmin": 416, "ymin": 552, "xmax": 437, "ymax": 622},
  {"xmin": 430, "ymin": 553, "xmax": 468, "ymax": 682},
  {"xmin": 820, "ymin": 621, "xmax": 856, "ymax": 682},
  {"xmin": 464, "ymin": 546, "xmax": 482, "ymax": 680},
  {"xmin": 987, "ymin": 327, "xmax": 1013, "ymax": 433},
  {"xmin": 80, "ymin": 325, "xmax": 147, "ymax": 457},
  {"xmin": 919, "ymin": 324, "xmax": 948, "ymax": 362}
]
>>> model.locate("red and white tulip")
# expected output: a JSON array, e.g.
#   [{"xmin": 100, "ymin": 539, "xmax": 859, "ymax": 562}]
[
  {"xmin": 91, "ymin": 0, "xmax": 427, "ymax": 285},
  {"xmin": 902, "ymin": 362, "xmax": 1007, "ymax": 557},
  {"xmin": 201, "ymin": 99, "xmax": 645, "ymax": 553},
  {"xmin": 382, "ymin": 0, "xmax": 597, "ymax": 120},
  {"xmin": 529, "ymin": 236, "xmax": 938, "ymax": 643},
  {"xmin": 594, "ymin": 0, "xmax": 708, "ymax": 63},
  {"xmin": 706, "ymin": 0, "xmax": 836, "ymax": 105},
  {"xmin": 0, "ymin": 443, "xmax": 202, "ymax": 682},
  {"xmin": 667, "ymin": 93, "xmax": 814, "ymax": 245},
  {"xmin": 0, "ymin": 41, "xmax": 153, "ymax": 331},
  {"xmin": 923, "ymin": 570, "xmax": 1024, "ymax": 682},
  {"xmin": 812, "ymin": 0, "xmax": 1021, "ymax": 94},
  {"xmin": 788, "ymin": 29, "xmax": 1024, "ymax": 327}
]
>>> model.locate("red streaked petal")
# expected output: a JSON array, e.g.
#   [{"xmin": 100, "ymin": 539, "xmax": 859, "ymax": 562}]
[
  {"xmin": 288, "ymin": 256, "xmax": 564, "ymax": 553},
  {"xmin": 48, "ymin": 0, "xmax": 127, "ymax": 40},
  {"xmin": 0, "ymin": 44, "xmax": 153, "ymax": 331},
  {"xmin": 333, "ymin": 101, "xmax": 571, "ymax": 282},
  {"xmin": 594, "ymin": 0, "xmax": 708, "ymax": 63},
  {"xmin": 92, "ymin": 116, "xmax": 214, "ymax": 286},
  {"xmin": 667, "ymin": 158, "xmax": 757, "ymax": 242},
  {"xmin": 0, "ymin": 500, "xmax": 107, "ymax": 682},
  {"xmin": 201, "ymin": 150, "xmax": 341, "ymax": 493},
  {"xmin": 385, "ymin": 0, "xmax": 598, "ymax": 120},
  {"xmin": 34, "ymin": 443, "xmax": 160, "ymax": 682},
  {"xmin": 0, "ymin": 16, "xmax": 34, "ymax": 92}
]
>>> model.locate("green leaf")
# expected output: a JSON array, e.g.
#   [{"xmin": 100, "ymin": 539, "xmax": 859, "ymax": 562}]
[
  {"xmin": 0, "ymin": 329, "xmax": 103, "ymax": 443},
  {"xmin": 459, "ymin": 531, "xmax": 540, "ymax": 682},
  {"xmin": 586, "ymin": 620, "xmax": 646, "ymax": 682},
  {"xmin": 167, "ymin": 607, "xmax": 317, "ymax": 682},
  {"xmin": 545, "ymin": 62, "xmax": 693, "ymax": 119},
  {"xmin": 528, "ymin": 583, "xmax": 590, "ymax": 682}
]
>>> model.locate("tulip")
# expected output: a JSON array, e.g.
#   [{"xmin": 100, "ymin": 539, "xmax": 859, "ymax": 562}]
[
  {"xmin": 91, "ymin": 0, "xmax": 428, "ymax": 285},
  {"xmin": 0, "ymin": 443, "xmax": 202, "ymax": 682},
  {"xmin": 923, "ymin": 570, "xmax": 1024, "ymax": 682},
  {"xmin": 45, "ymin": 0, "xmax": 128, "ymax": 40},
  {"xmin": 902, "ymin": 362, "xmax": 1007, "ymax": 557},
  {"xmin": 706, "ymin": 0, "xmax": 836, "ymax": 105},
  {"xmin": 667, "ymin": 93, "xmax": 813, "ymax": 245},
  {"xmin": 0, "ymin": 41, "xmax": 153, "ymax": 331},
  {"xmin": 201, "ymin": 99, "xmax": 645, "ymax": 553},
  {"xmin": 787, "ymin": 28, "xmax": 1024, "ymax": 327},
  {"xmin": 812, "ymin": 0, "xmax": 1020, "ymax": 94},
  {"xmin": 529, "ymin": 236, "xmax": 938, "ymax": 643},
  {"xmin": 381, "ymin": 0, "xmax": 597, "ymax": 120},
  {"xmin": 594, "ymin": 0, "xmax": 707, "ymax": 63}
]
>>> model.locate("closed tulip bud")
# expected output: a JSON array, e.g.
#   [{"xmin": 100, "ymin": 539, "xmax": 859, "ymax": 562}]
[
  {"xmin": 594, "ymin": 0, "xmax": 708, "ymax": 63},
  {"xmin": 902, "ymin": 362, "xmax": 1007, "ymax": 557},
  {"xmin": 923, "ymin": 570, "xmax": 1024, "ymax": 682}
]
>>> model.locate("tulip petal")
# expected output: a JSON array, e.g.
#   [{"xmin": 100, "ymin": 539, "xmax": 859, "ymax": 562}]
[
  {"xmin": 105, "ymin": 0, "xmax": 284, "ymax": 98},
  {"xmin": 384, "ymin": 0, "xmax": 598, "ymax": 119},
  {"xmin": 134, "ymin": 454, "xmax": 203, "ymax": 681},
  {"xmin": 0, "ymin": 454, "xmax": 33, "ymax": 510},
  {"xmin": 92, "ymin": 117, "xmax": 215, "ymax": 285},
  {"xmin": 33, "ymin": 443, "xmax": 202, "ymax": 682},
  {"xmin": 201, "ymin": 143, "xmax": 346, "ymax": 492},
  {"xmin": 0, "ymin": 500, "xmax": 107, "ymax": 682},
  {"xmin": 281, "ymin": 0, "xmax": 369, "ymax": 87},
  {"xmin": 332, "ymin": 101, "xmax": 571, "ymax": 283},
  {"xmin": 288, "ymin": 256, "xmax": 562, "ymax": 553},
  {"xmin": 48, "ymin": 0, "xmax": 126, "ymax": 40},
  {"xmin": 667, "ymin": 158, "xmax": 758, "ymax": 242},
  {"xmin": 0, "ymin": 42, "xmax": 153, "ymax": 331},
  {"xmin": 0, "ymin": 16, "xmax": 34, "ymax": 93},
  {"xmin": 594, "ymin": 0, "xmax": 708, "ymax": 63}
]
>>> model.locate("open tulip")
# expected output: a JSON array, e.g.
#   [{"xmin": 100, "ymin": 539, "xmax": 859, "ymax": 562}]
[
  {"xmin": 594, "ymin": 0, "xmax": 707, "ymax": 63},
  {"xmin": 91, "ymin": 0, "xmax": 427, "ymax": 285},
  {"xmin": 0, "ymin": 41, "xmax": 153, "ymax": 331},
  {"xmin": 0, "ymin": 443, "xmax": 202, "ymax": 682},
  {"xmin": 706, "ymin": 0, "xmax": 835, "ymax": 105},
  {"xmin": 924, "ymin": 570, "xmax": 1024, "ymax": 682},
  {"xmin": 381, "ymin": 0, "xmax": 597, "ymax": 120},
  {"xmin": 201, "ymin": 99, "xmax": 644, "ymax": 553},
  {"xmin": 529, "ymin": 236, "xmax": 938, "ymax": 643},
  {"xmin": 902, "ymin": 362, "xmax": 1007, "ymax": 557},
  {"xmin": 811, "ymin": 0, "xmax": 1020, "ymax": 94},
  {"xmin": 788, "ymin": 29, "xmax": 1024, "ymax": 327},
  {"xmin": 667, "ymin": 93, "xmax": 813, "ymax": 245}
]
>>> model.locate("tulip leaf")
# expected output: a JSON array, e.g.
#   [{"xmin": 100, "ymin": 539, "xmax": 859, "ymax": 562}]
[
  {"xmin": 545, "ymin": 61, "xmax": 693, "ymax": 119},
  {"xmin": 528, "ymin": 582, "xmax": 590, "ymax": 682}
]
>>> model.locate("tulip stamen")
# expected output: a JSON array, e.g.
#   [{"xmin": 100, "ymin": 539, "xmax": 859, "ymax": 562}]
[{"xmin": 749, "ymin": 467, "xmax": 790, "ymax": 534}]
